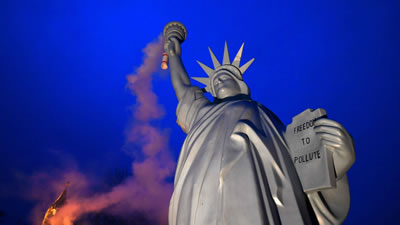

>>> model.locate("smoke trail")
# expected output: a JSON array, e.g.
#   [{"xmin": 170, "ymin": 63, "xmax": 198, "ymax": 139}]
[{"xmin": 29, "ymin": 36, "xmax": 175, "ymax": 225}]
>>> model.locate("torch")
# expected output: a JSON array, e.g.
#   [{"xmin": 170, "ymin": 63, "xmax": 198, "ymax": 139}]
[{"xmin": 161, "ymin": 21, "xmax": 187, "ymax": 70}]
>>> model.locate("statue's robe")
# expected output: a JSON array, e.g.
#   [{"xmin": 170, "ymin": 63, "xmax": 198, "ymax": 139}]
[{"xmin": 168, "ymin": 86, "xmax": 321, "ymax": 225}]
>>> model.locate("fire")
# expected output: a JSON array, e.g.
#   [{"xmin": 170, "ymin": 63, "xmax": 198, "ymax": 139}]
[{"xmin": 41, "ymin": 183, "xmax": 68, "ymax": 225}]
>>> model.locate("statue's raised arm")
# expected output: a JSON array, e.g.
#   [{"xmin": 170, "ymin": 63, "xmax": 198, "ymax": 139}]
[{"xmin": 163, "ymin": 22, "xmax": 191, "ymax": 101}]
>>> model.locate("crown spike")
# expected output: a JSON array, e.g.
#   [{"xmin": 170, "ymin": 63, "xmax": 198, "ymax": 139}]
[
  {"xmin": 192, "ymin": 77, "xmax": 210, "ymax": 86},
  {"xmin": 196, "ymin": 60, "xmax": 215, "ymax": 77},
  {"xmin": 239, "ymin": 58, "xmax": 255, "ymax": 74},
  {"xmin": 222, "ymin": 41, "xmax": 230, "ymax": 65},
  {"xmin": 232, "ymin": 42, "xmax": 244, "ymax": 68},
  {"xmin": 208, "ymin": 47, "xmax": 221, "ymax": 69}
]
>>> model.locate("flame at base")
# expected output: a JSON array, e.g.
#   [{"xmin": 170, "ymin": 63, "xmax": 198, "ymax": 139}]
[{"xmin": 41, "ymin": 183, "xmax": 69, "ymax": 225}]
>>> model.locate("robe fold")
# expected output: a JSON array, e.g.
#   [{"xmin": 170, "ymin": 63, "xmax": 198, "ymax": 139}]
[{"xmin": 169, "ymin": 86, "xmax": 319, "ymax": 225}]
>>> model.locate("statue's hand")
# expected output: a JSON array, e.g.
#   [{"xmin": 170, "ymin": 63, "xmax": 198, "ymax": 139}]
[
  {"xmin": 314, "ymin": 118, "xmax": 355, "ymax": 180},
  {"xmin": 164, "ymin": 37, "xmax": 181, "ymax": 57}
]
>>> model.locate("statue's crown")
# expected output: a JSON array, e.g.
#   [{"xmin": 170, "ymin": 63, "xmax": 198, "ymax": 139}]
[{"xmin": 192, "ymin": 42, "xmax": 254, "ymax": 94}]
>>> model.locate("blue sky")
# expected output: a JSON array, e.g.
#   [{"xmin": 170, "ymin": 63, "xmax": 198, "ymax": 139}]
[{"xmin": 1, "ymin": 0, "xmax": 399, "ymax": 224}]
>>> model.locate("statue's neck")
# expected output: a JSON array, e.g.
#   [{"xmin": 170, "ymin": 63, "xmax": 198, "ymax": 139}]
[{"xmin": 213, "ymin": 94, "xmax": 251, "ymax": 104}]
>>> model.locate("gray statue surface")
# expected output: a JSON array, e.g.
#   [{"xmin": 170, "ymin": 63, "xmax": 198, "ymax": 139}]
[{"xmin": 163, "ymin": 22, "xmax": 355, "ymax": 225}]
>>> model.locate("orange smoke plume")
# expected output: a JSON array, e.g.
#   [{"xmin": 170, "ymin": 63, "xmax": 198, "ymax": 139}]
[{"xmin": 29, "ymin": 36, "xmax": 175, "ymax": 225}]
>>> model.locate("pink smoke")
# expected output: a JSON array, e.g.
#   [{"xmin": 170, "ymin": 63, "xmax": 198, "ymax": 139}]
[{"xmin": 29, "ymin": 36, "xmax": 175, "ymax": 225}]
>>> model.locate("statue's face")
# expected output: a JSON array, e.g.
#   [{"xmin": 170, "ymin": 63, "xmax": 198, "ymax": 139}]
[{"xmin": 212, "ymin": 72, "xmax": 241, "ymax": 99}]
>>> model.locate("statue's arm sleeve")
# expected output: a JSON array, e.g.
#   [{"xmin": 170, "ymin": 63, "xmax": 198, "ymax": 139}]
[
  {"xmin": 307, "ymin": 175, "xmax": 351, "ymax": 225},
  {"xmin": 176, "ymin": 86, "xmax": 209, "ymax": 133}
]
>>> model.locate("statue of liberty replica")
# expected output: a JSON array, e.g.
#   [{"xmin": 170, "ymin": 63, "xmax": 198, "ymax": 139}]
[{"xmin": 162, "ymin": 22, "xmax": 355, "ymax": 225}]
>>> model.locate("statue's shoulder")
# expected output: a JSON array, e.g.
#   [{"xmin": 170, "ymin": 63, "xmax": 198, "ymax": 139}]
[
  {"xmin": 230, "ymin": 99, "xmax": 263, "ymax": 111},
  {"xmin": 230, "ymin": 99, "xmax": 285, "ymax": 132},
  {"xmin": 222, "ymin": 100, "xmax": 262, "ymax": 121},
  {"xmin": 255, "ymin": 102, "xmax": 286, "ymax": 132},
  {"xmin": 221, "ymin": 99, "xmax": 257, "ymax": 112}
]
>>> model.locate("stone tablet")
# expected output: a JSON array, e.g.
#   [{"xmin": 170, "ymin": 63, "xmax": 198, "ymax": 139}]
[{"xmin": 284, "ymin": 108, "xmax": 336, "ymax": 192}]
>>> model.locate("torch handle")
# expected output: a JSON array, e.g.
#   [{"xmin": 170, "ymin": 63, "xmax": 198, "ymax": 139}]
[{"xmin": 161, "ymin": 52, "xmax": 169, "ymax": 70}]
